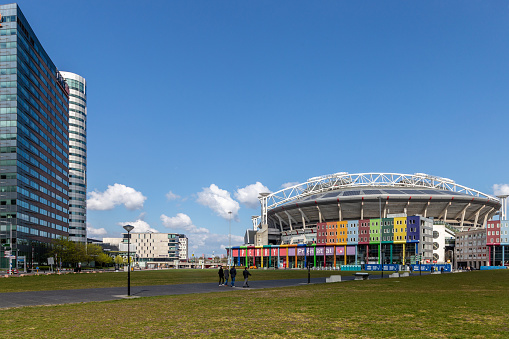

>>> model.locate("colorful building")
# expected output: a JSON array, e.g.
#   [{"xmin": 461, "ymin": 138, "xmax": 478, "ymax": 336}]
[{"xmin": 230, "ymin": 215, "xmax": 433, "ymax": 268}]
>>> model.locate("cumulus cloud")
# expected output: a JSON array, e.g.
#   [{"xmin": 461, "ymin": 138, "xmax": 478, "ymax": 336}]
[
  {"xmin": 87, "ymin": 184, "xmax": 147, "ymax": 211},
  {"xmin": 196, "ymin": 184, "xmax": 240, "ymax": 219},
  {"xmin": 159, "ymin": 213, "xmax": 245, "ymax": 255},
  {"xmin": 160, "ymin": 213, "xmax": 209, "ymax": 234},
  {"xmin": 166, "ymin": 191, "xmax": 180, "ymax": 201},
  {"xmin": 281, "ymin": 181, "xmax": 300, "ymax": 189},
  {"xmin": 493, "ymin": 184, "xmax": 509, "ymax": 196},
  {"xmin": 87, "ymin": 226, "xmax": 107, "ymax": 236},
  {"xmin": 189, "ymin": 233, "xmax": 244, "ymax": 253},
  {"xmin": 118, "ymin": 219, "xmax": 159, "ymax": 233},
  {"xmin": 234, "ymin": 182, "xmax": 270, "ymax": 209}
]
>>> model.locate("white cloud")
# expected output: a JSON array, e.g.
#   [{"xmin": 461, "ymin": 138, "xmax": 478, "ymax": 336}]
[
  {"xmin": 160, "ymin": 213, "xmax": 209, "ymax": 234},
  {"xmin": 493, "ymin": 184, "xmax": 509, "ymax": 196},
  {"xmin": 281, "ymin": 181, "xmax": 300, "ymax": 189},
  {"xmin": 234, "ymin": 182, "xmax": 270, "ymax": 209},
  {"xmin": 87, "ymin": 226, "xmax": 107, "ymax": 236},
  {"xmin": 118, "ymin": 219, "xmax": 159, "ymax": 233},
  {"xmin": 188, "ymin": 233, "xmax": 244, "ymax": 253},
  {"xmin": 87, "ymin": 184, "xmax": 147, "ymax": 211},
  {"xmin": 159, "ymin": 213, "xmax": 244, "ymax": 256},
  {"xmin": 166, "ymin": 191, "xmax": 180, "ymax": 201},
  {"xmin": 196, "ymin": 184, "xmax": 240, "ymax": 219}
]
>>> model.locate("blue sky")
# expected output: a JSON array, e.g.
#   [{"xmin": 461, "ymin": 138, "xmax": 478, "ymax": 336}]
[{"xmin": 14, "ymin": 0, "xmax": 509, "ymax": 256}]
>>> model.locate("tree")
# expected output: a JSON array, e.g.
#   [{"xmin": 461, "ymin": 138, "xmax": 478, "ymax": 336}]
[
  {"xmin": 85, "ymin": 244, "xmax": 103, "ymax": 263},
  {"xmin": 96, "ymin": 253, "xmax": 113, "ymax": 267},
  {"xmin": 50, "ymin": 239, "xmax": 112, "ymax": 268},
  {"xmin": 50, "ymin": 238, "xmax": 82, "ymax": 266},
  {"xmin": 114, "ymin": 255, "xmax": 124, "ymax": 265}
]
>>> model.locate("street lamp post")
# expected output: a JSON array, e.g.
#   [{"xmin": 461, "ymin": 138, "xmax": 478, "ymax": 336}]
[
  {"xmin": 379, "ymin": 196, "xmax": 384, "ymax": 279},
  {"xmin": 228, "ymin": 211, "xmax": 232, "ymax": 268},
  {"xmin": 123, "ymin": 224, "xmax": 134, "ymax": 296}
]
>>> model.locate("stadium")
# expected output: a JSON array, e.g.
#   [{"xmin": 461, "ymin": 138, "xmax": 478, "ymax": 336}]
[{"xmin": 231, "ymin": 173, "xmax": 502, "ymax": 269}]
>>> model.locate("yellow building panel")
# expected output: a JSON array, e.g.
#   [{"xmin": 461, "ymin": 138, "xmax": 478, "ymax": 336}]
[
  {"xmin": 394, "ymin": 217, "xmax": 407, "ymax": 244},
  {"xmin": 337, "ymin": 221, "xmax": 348, "ymax": 244}
]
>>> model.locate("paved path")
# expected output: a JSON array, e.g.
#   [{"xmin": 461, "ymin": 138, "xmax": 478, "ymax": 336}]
[
  {"xmin": 0, "ymin": 272, "xmax": 432, "ymax": 309},
  {"xmin": 0, "ymin": 277, "xmax": 331, "ymax": 309}
]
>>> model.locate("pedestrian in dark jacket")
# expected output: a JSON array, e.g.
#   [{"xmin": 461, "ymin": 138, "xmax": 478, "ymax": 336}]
[
  {"xmin": 218, "ymin": 266, "xmax": 224, "ymax": 286},
  {"xmin": 224, "ymin": 266, "xmax": 230, "ymax": 286},
  {"xmin": 230, "ymin": 266, "xmax": 237, "ymax": 287},
  {"xmin": 243, "ymin": 267, "xmax": 251, "ymax": 288}
]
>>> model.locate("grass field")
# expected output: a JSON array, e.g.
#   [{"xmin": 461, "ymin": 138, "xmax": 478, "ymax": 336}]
[
  {"xmin": 0, "ymin": 268, "xmax": 368, "ymax": 292},
  {"xmin": 0, "ymin": 270, "xmax": 508, "ymax": 338}
]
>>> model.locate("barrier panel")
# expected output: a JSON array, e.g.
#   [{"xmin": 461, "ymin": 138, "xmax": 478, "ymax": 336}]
[
  {"xmin": 480, "ymin": 266, "xmax": 508, "ymax": 270},
  {"xmin": 365, "ymin": 264, "xmax": 400, "ymax": 271},
  {"xmin": 411, "ymin": 264, "xmax": 451, "ymax": 272}
]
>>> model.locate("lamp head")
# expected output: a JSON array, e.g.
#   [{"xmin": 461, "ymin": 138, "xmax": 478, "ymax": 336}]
[{"xmin": 123, "ymin": 225, "xmax": 134, "ymax": 233}]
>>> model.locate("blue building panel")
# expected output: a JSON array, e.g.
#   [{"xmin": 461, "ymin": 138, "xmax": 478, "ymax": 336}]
[{"xmin": 347, "ymin": 220, "xmax": 358, "ymax": 245}]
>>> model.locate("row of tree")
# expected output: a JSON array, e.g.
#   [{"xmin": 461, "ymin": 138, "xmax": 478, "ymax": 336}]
[{"xmin": 49, "ymin": 238, "xmax": 115, "ymax": 267}]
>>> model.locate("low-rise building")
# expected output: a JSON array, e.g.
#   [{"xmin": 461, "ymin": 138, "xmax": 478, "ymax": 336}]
[
  {"xmin": 103, "ymin": 232, "xmax": 188, "ymax": 268},
  {"xmin": 454, "ymin": 229, "xmax": 489, "ymax": 269}
]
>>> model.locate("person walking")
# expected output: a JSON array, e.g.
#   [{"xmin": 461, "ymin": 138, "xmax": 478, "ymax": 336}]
[
  {"xmin": 218, "ymin": 265, "xmax": 224, "ymax": 286},
  {"xmin": 224, "ymin": 266, "xmax": 230, "ymax": 286},
  {"xmin": 243, "ymin": 267, "xmax": 251, "ymax": 288},
  {"xmin": 230, "ymin": 266, "xmax": 237, "ymax": 287}
]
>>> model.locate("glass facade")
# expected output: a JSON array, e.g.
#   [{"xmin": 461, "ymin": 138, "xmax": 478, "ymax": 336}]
[
  {"xmin": 61, "ymin": 72, "xmax": 86, "ymax": 242},
  {"xmin": 0, "ymin": 4, "xmax": 70, "ymax": 268}
]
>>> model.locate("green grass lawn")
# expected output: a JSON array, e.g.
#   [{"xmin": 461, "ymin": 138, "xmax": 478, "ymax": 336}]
[
  {"xmin": 0, "ymin": 270, "xmax": 508, "ymax": 338},
  {"xmin": 0, "ymin": 268, "xmax": 371, "ymax": 292}
]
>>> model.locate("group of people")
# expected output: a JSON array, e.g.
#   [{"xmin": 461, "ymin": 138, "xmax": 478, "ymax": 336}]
[{"xmin": 218, "ymin": 265, "xmax": 251, "ymax": 288}]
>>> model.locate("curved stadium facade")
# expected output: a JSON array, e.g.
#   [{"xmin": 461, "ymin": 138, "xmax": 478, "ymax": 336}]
[{"xmin": 230, "ymin": 173, "xmax": 503, "ymax": 269}]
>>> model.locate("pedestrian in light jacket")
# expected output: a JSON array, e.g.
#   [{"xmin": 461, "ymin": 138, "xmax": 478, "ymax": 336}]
[
  {"xmin": 224, "ymin": 266, "xmax": 230, "ymax": 286},
  {"xmin": 230, "ymin": 266, "xmax": 237, "ymax": 287}
]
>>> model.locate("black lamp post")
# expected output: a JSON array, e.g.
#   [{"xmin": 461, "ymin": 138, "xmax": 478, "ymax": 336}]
[{"xmin": 123, "ymin": 225, "xmax": 134, "ymax": 296}]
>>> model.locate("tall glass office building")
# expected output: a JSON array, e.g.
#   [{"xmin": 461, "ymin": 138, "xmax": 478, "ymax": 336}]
[
  {"xmin": 0, "ymin": 3, "xmax": 70, "ymax": 268},
  {"xmin": 60, "ymin": 72, "xmax": 86, "ymax": 243}
]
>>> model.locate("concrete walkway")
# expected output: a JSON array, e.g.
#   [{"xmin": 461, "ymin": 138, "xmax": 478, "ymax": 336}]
[
  {"xmin": 0, "ymin": 272, "xmax": 432, "ymax": 309},
  {"xmin": 0, "ymin": 277, "xmax": 329, "ymax": 309}
]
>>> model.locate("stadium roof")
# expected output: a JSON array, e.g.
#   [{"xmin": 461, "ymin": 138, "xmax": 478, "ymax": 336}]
[{"xmin": 257, "ymin": 173, "xmax": 500, "ymax": 230}]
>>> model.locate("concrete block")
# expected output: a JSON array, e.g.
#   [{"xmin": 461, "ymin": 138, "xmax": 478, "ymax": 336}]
[{"xmin": 326, "ymin": 275, "xmax": 342, "ymax": 283}]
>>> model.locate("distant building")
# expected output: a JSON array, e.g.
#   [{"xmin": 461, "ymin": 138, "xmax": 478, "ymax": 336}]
[
  {"xmin": 432, "ymin": 223, "xmax": 456, "ymax": 264},
  {"xmin": 60, "ymin": 72, "xmax": 87, "ymax": 243},
  {"xmin": 178, "ymin": 234, "xmax": 188, "ymax": 260},
  {"xmin": 104, "ymin": 232, "xmax": 188, "ymax": 268},
  {"xmin": 455, "ymin": 228, "xmax": 488, "ymax": 269}
]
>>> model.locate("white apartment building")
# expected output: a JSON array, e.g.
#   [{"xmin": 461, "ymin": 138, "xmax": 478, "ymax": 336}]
[
  {"xmin": 178, "ymin": 235, "xmax": 188, "ymax": 260},
  {"xmin": 104, "ymin": 232, "xmax": 188, "ymax": 268}
]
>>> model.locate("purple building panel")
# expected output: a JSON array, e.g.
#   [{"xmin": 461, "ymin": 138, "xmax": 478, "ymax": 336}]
[
  {"xmin": 347, "ymin": 246, "xmax": 356, "ymax": 256},
  {"xmin": 407, "ymin": 216, "xmax": 420, "ymax": 243}
]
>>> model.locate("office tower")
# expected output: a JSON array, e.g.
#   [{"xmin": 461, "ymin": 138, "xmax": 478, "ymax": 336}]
[
  {"xmin": 61, "ymin": 72, "xmax": 86, "ymax": 243},
  {"xmin": 0, "ymin": 3, "xmax": 70, "ymax": 268}
]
